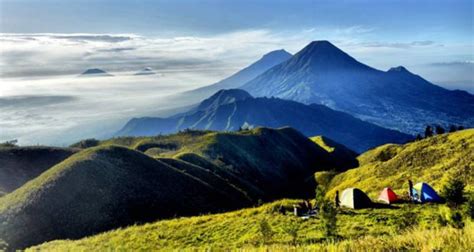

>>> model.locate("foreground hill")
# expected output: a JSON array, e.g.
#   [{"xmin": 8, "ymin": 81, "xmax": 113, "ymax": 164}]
[
  {"xmin": 0, "ymin": 127, "xmax": 354, "ymax": 249},
  {"xmin": 0, "ymin": 146, "xmax": 78, "ymax": 196},
  {"xmin": 326, "ymin": 129, "xmax": 474, "ymax": 198},
  {"xmin": 242, "ymin": 41, "xmax": 474, "ymax": 134},
  {"xmin": 117, "ymin": 89, "xmax": 412, "ymax": 153},
  {"xmin": 28, "ymin": 199, "xmax": 472, "ymax": 251}
]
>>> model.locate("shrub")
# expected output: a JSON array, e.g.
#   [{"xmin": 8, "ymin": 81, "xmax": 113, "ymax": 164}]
[
  {"xmin": 320, "ymin": 200, "xmax": 337, "ymax": 239},
  {"xmin": 441, "ymin": 176, "xmax": 465, "ymax": 207},
  {"xmin": 438, "ymin": 206, "xmax": 464, "ymax": 229},
  {"xmin": 0, "ymin": 140, "xmax": 18, "ymax": 147}
]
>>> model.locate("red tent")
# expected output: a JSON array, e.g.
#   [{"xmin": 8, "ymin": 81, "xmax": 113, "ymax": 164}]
[{"xmin": 378, "ymin": 187, "xmax": 398, "ymax": 204}]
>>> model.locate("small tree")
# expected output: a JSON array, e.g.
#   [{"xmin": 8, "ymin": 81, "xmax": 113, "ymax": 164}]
[
  {"xmin": 415, "ymin": 134, "xmax": 423, "ymax": 141},
  {"xmin": 441, "ymin": 176, "xmax": 466, "ymax": 207},
  {"xmin": 258, "ymin": 219, "xmax": 275, "ymax": 245},
  {"xmin": 320, "ymin": 200, "xmax": 337, "ymax": 239},
  {"xmin": 424, "ymin": 125, "xmax": 433, "ymax": 138},
  {"xmin": 315, "ymin": 185, "xmax": 326, "ymax": 206},
  {"xmin": 449, "ymin": 125, "xmax": 457, "ymax": 133},
  {"xmin": 435, "ymin": 125, "xmax": 445, "ymax": 135},
  {"xmin": 458, "ymin": 125, "xmax": 465, "ymax": 131}
]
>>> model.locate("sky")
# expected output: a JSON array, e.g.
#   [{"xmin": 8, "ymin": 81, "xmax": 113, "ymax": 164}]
[{"xmin": 0, "ymin": 0, "xmax": 473, "ymax": 145}]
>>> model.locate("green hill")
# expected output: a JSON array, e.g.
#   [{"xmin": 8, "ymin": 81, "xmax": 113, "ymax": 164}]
[
  {"xmin": 0, "ymin": 146, "xmax": 78, "ymax": 196},
  {"xmin": 27, "ymin": 199, "xmax": 473, "ymax": 251},
  {"xmin": 0, "ymin": 127, "xmax": 356, "ymax": 250},
  {"xmin": 325, "ymin": 129, "xmax": 474, "ymax": 199}
]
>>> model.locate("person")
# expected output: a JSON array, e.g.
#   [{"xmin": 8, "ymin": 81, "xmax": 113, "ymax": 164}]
[
  {"xmin": 335, "ymin": 191, "xmax": 340, "ymax": 208},
  {"xmin": 408, "ymin": 180, "xmax": 414, "ymax": 201}
]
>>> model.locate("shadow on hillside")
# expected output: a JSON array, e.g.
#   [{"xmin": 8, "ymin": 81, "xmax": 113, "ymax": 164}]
[{"xmin": 371, "ymin": 202, "xmax": 400, "ymax": 209}]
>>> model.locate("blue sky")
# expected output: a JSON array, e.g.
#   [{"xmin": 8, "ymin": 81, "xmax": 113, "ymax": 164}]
[{"xmin": 0, "ymin": 0, "xmax": 473, "ymax": 91}]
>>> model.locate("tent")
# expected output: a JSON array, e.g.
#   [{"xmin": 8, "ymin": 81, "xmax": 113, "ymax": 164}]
[
  {"xmin": 340, "ymin": 188, "xmax": 372, "ymax": 209},
  {"xmin": 412, "ymin": 182, "xmax": 441, "ymax": 203},
  {"xmin": 378, "ymin": 187, "xmax": 398, "ymax": 204}
]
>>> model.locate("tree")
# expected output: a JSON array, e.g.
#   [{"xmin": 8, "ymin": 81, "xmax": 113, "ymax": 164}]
[
  {"xmin": 458, "ymin": 125, "xmax": 465, "ymax": 131},
  {"xmin": 415, "ymin": 134, "xmax": 423, "ymax": 141},
  {"xmin": 449, "ymin": 125, "xmax": 457, "ymax": 133},
  {"xmin": 441, "ymin": 176, "xmax": 466, "ymax": 207},
  {"xmin": 424, "ymin": 125, "xmax": 433, "ymax": 138},
  {"xmin": 465, "ymin": 192, "xmax": 474, "ymax": 220},
  {"xmin": 320, "ymin": 200, "xmax": 338, "ymax": 239},
  {"xmin": 435, "ymin": 125, "xmax": 445, "ymax": 135}
]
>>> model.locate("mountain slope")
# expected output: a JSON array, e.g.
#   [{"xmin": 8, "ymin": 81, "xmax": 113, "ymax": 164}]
[
  {"xmin": 0, "ymin": 127, "xmax": 346, "ymax": 249},
  {"xmin": 241, "ymin": 41, "xmax": 474, "ymax": 134},
  {"xmin": 0, "ymin": 146, "xmax": 78, "ymax": 196},
  {"xmin": 176, "ymin": 49, "xmax": 292, "ymax": 104},
  {"xmin": 326, "ymin": 129, "xmax": 474, "ymax": 198},
  {"xmin": 117, "ymin": 89, "xmax": 412, "ymax": 152}
]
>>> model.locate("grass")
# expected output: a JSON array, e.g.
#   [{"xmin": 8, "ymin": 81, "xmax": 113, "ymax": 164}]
[
  {"xmin": 29, "ymin": 199, "xmax": 473, "ymax": 251},
  {"xmin": 1, "ymin": 127, "xmax": 353, "ymax": 250},
  {"xmin": 325, "ymin": 129, "xmax": 474, "ymax": 199},
  {"xmin": 0, "ymin": 146, "xmax": 78, "ymax": 196}
]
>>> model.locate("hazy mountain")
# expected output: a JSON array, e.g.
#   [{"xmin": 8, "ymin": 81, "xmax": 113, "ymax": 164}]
[
  {"xmin": 134, "ymin": 67, "xmax": 156, "ymax": 75},
  {"xmin": 177, "ymin": 49, "xmax": 292, "ymax": 103},
  {"xmin": 116, "ymin": 89, "xmax": 411, "ymax": 152},
  {"xmin": 241, "ymin": 41, "xmax": 474, "ymax": 134},
  {"xmin": 79, "ymin": 68, "xmax": 113, "ymax": 77}
]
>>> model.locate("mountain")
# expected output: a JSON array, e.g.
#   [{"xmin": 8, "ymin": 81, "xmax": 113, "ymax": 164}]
[
  {"xmin": 0, "ymin": 127, "xmax": 348, "ymax": 249},
  {"xmin": 325, "ymin": 128, "xmax": 474, "ymax": 198},
  {"xmin": 134, "ymin": 67, "xmax": 156, "ymax": 75},
  {"xmin": 116, "ymin": 89, "xmax": 412, "ymax": 153},
  {"xmin": 79, "ymin": 68, "xmax": 113, "ymax": 76},
  {"xmin": 241, "ymin": 41, "xmax": 474, "ymax": 134},
  {"xmin": 0, "ymin": 146, "xmax": 78, "ymax": 196},
  {"xmin": 176, "ymin": 49, "xmax": 292, "ymax": 104}
]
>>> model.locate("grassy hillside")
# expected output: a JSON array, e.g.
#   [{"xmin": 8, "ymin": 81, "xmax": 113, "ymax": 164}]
[
  {"xmin": 325, "ymin": 129, "xmax": 474, "ymax": 199},
  {"xmin": 1, "ymin": 127, "xmax": 355, "ymax": 250},
  {"xmin": 0, "ymin": 146, "xmax": 78, "ymax": 196},
  {"xmin": 28, "ymin": 199, "xmax": 473, "ymax": 251}
]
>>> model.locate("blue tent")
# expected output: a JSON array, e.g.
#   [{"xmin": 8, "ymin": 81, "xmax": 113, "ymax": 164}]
[{"xmin": 412, "ymin": 182, "xmax": 441, "ymax": 203}]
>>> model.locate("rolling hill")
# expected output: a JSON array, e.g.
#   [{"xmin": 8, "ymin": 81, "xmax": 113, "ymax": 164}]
[
  {"xmin": 25, "ymin": 129, "xmax": 474, "ymax": 251},
  {"xmin": 325, "ymin": 129, "xmax": 474, "ymax": 198},
  {"xmin": 117, "ymin": 89, "xmax": 412, "ymax": 153},
  {"xmin": 0, "ymin": 146, "xmax": 78, "ymax": 196},
  {"xmin": 0, "ymin": 127, "xmax": 355, "ymax": 249},
  {"xmin": 241, "ymin": 41, "xmax": 474, "ymax": 134}
]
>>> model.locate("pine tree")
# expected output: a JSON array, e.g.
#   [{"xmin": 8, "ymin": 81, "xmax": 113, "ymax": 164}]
[
  {"xmin": 424, "ymin": 125, "xmax": 433, "ymax": 138},
  {"xmin": 435, "ymin": 125, "xmax": 445, "ymax": 135}
]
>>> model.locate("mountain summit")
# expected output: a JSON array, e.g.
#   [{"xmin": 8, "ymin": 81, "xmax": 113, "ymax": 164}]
[
  {"xmin": 80, "ymin": 68, "xmax": 112, "ymax": 77},
  {"xmin": 242, "ymin": 41, "xmax": 474, "ymax": 134}
]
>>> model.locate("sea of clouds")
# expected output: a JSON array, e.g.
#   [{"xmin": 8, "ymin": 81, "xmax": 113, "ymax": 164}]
[{"xmin": 0, "ymin": 29, "xmax": 471, "ymax": 145}]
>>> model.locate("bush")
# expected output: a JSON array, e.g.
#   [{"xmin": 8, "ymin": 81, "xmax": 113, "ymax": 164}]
[
  {"xmin": 441, "ymin": 176, "xmax": 465, "ymax": 207},
  {"xmin": 0, "ymin": 140, "xmax": 18, "ymax": 147},
  {"xmin": 320, "ymin": 200, "xmax": 337, "ymax": 239},
  {"xmin": 438, "ymin": 206, "xmax": 464, "ymax": 229}
]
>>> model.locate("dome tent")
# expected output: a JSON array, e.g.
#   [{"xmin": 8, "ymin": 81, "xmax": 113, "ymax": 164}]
[
  {"xmin": 340, "ymin": 188, "xmax": 372, "ymax": 209},
  {"xmin": 412, "ymin": 182, "xmax": 441, "ymax": 203},
  {"xmin": 378, "ymin": 187, "xmax": 398, "ymax": 204}
]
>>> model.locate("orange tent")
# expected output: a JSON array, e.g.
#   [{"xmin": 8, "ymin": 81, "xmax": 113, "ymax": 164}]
[{"xmin": 378, "ymin": 187, "xmax": 398, "ymax": 204}]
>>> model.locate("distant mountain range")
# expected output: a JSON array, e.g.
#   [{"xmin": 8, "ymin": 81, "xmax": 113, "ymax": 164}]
[
  {"xmin": 116, "ymin": 89, "xmax": 411, "ymax": 152},
  {"xmin": 241, "ymin": 41, "xmax": 474, "ymax": 134},
  {"xmin": 79, "ymin": 68, "xmax": 113, "ymax": 77}
]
